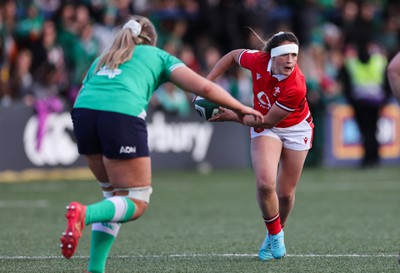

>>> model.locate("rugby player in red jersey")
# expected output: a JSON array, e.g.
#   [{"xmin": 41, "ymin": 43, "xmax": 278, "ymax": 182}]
[{"xmin": 207, "ymin": 31, "xmax": 314, "ymax": 261}]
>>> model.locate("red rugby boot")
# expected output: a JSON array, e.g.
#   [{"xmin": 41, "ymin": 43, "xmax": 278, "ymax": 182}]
[{"xmin": 60, "ymin": 202, "xmax": 86, "ymax": 259}]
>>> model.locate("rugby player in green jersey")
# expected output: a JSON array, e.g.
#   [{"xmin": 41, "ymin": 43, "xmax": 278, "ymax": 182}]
[{"xmin": 59, "ymin": 15, "xmax": 262, "ymax": 273}]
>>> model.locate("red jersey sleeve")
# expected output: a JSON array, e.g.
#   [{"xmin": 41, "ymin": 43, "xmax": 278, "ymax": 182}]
[{"xmin": 238, "ymin": 50, "xmax": 264, "ymax": 70}]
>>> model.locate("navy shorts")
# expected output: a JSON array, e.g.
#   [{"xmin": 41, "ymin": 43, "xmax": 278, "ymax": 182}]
[{"xmin": 71, "ymin": 108, "xmax": 149, "ymax": 158}]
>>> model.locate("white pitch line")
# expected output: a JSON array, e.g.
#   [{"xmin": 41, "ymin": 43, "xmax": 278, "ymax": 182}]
[{"xmin": 0, "ymin": 253, "xmax": 397, "ymax": 260}]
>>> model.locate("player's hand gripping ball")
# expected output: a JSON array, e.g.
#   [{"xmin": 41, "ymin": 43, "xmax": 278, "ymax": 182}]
[{"xmin": 194, "ymin": 96, "xmax": 221, "ymax": 120}]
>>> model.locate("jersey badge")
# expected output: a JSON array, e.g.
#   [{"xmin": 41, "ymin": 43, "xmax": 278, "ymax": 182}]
[
  {"xmin": 97, "ymin": 67, "xmax": 122, "ymax": 79},
  {"xmin": 273, "ymin": 87, "xmax": 280, "ymax": 97}
]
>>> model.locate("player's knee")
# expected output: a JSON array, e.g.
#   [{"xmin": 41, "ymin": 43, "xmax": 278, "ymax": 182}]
[
  {"xmin": 277, "ymin": 191, "xmax": 295, "ymax": 204},
  {"xmin": 130, "ymin": 199, "xmax": 148, "ymax": 220},
  {"xmin": 256, "ymin": 182, "xmax": 275, "ymax": 196},
  {"xmin": 114, "ymin": 186, "xmax": 153, "ymax": 221}
]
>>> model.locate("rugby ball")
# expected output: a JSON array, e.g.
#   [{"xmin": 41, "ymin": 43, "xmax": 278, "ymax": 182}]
[{"xmin": 194, "ymin": 96, "xmax": 220, "ymax": 120}]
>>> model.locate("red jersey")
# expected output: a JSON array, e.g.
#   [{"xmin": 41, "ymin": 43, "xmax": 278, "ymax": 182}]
[{"xmin": 238, "ymin": 49, "xmax": 310, "ymax": 128}]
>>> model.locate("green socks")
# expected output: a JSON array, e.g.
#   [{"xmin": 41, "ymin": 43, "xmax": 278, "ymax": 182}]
[
  {"xmin": 86, "ymin": 196, "xmax": 136, "ymax": 273},
  {"xmin": 88, "ymin": 222, "xmax": 121, "ymax": 273},
  {"xmin": 85, "ymin": 196, "xmax": 136, "ymax": 225}
]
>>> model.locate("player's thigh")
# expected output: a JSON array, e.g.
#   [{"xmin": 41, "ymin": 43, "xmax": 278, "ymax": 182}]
[
  {"xmin": 104, "ymin": 157, "xmax": 152, "ymax": 220},
  {"xmin": 103, "ymin": 156, "xmax": 151, "ymax": 188},
  {"xmin": 277, "ymin": 148, "xmax": 308, "ymax": 194},
  {"xmin": 85, "ymin": 154, "xmax": 109, "ymax": 182},
  {"xmin": 251, "ymin": 136, "xmax": 282, "ymax": 187}
]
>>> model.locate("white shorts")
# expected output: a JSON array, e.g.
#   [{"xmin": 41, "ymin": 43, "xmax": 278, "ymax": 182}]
[{"xmin": 250, "ymin": 116, "xmax": 314, "ymax": 151}]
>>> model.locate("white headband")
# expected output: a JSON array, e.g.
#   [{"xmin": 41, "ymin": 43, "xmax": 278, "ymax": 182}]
[
  {"xmin": 270, "ymin": 44, "xmax": 299, "ymax": 57},
  {"xmin": 123, "ymin": 19, "xmax": 142, "ymax": 37},
  {"xmin": 274, "ymin": 31, "xmax": 285, "ymax": 37}
]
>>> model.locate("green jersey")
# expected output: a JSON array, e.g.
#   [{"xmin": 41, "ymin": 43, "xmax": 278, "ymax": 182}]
[{"xmin": 73, "ymin": 45, "xmax": 185, "ymax": 118}]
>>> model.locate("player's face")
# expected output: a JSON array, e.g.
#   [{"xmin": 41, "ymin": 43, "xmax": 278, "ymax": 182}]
[{"xmin": 271, "ymin": 42, "xmax": 298, "ymax": 76}]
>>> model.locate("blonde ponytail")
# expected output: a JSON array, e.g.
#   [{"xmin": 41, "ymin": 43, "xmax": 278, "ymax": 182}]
[{"xmin": 96, "ymin": 15, "xmax": 157, "ymax": 72}]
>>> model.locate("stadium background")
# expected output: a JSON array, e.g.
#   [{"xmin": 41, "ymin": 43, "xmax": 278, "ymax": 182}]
[
  {"xmin": 0, "ymin": 2, "xmax": 398, "ymax": 272},
  {"xmin": 1, "ymin": 0, "xmax": 400, "ymax": 181}
]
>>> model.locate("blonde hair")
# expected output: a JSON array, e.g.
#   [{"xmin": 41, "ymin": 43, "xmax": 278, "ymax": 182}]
[{"xmin": 96, "ymin": 15, "xmax": 157, "ymax": 71}]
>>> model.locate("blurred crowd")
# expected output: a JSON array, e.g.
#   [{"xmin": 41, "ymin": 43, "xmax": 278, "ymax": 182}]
[
  {"xmin": 0, "ymin": 0, "xmax": 399, "ymax": 108},
  {"xmin": 1, "ymin": 0, "xmax": 400, "ymax": 123}
]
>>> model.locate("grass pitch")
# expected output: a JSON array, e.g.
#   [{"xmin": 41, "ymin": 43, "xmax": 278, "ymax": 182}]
[{"xmin": 0, "ymin": 166, "xmax": 399, "ymax": 272}]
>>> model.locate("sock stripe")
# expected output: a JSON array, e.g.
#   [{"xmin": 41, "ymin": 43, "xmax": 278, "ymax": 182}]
[
  {"xmin": 263, "ymin": 213, "xmax": 282, "ymax": 235},
  {"xmin": 263, "ymin": 213, "xmax": 280, "ymax": 223},
  {"xmin": 109, "ymin": 197, "xmax": 128, "ymax": 222}
]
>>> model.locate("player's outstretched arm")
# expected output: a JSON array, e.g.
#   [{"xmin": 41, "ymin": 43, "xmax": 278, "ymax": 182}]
[
  {"xmin": 206, "ymin": 49, "xmax": 245, "ymax": 81},
  {"xmin": 388, "ymin": 52, "xmax": 400, "ymax": 102},
  {"xmin": 170, "ymin": 66, "xmax": 263, "ymax": 120},
  {"xmin": 209, "ymin": 104, "xmax": 290, "ymax": 129}
]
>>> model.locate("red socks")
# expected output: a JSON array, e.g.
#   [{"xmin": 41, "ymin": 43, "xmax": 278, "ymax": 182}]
[{"xmin": 263, "ymin": 213, "xmax": 282, "ymax": 235}]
